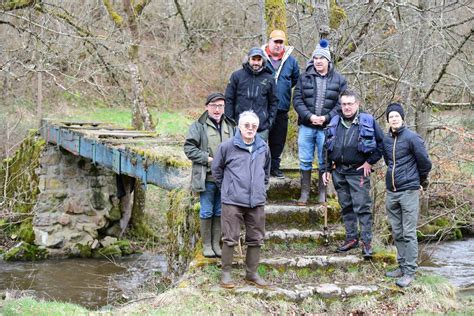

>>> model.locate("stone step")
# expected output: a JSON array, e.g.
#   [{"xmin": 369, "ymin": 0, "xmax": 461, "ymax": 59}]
[
  {"xmin": 265, "ymin": 204, "xmax": 340, "ymax": 230},
  {"xmin": 264, "ymin": 228, "xmax": 345, "ymax": 244},
  {"xmin": 260, "ymin": 254, "xmax": 362, "ymax": 269},
  {"xmin": 267, "ymin": 174, "xmax": 327, "ymax": 202},
  {"xmin": 233, "ymin": 283, "xmax": 378, "ymax": 301}
]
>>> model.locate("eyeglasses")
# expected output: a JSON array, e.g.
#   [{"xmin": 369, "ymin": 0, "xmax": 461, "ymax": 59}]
[
  {"xmin": 242, "ymin": 123, "xmax": 258, "ymax": 130},
  {"xmin": 207, "ymin": 104, "xmax": 224, "ymax": 109},
  {"xmin": 341, "ymin": 102, "xmax": 356, "ymax": 106}
]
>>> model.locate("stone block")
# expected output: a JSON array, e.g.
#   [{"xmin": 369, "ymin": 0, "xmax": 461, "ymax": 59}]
[
  {"xmin": 47, "ymin": 165, "xmax": 61, "ymax": 176},
  {"xmin": 65, "ymin": 199, "xmax": 85, "ymax": 214},
  {"xmin": 107, "ymin": 202, "xmax": 122, "ymax": 221},
  {"xmin": 45, "ymin": 178, "xmax": 65, "ymax": 191},
  {"xmin": 58, "ymin": 215, "xmax": 71, "ymax": 226},
  {"xmin": 100, "ymin": 236, "xmax": 118, "ymax": 248},
  {"xmin": 61, "ymin": 165, "xmax": 78, "ymax": 178},
  {"xmin": 41, "ymin": 151, "xmax": 62, "ymax": 166},
  {"xmin": 106, "ymin": 223, "xmax": 122, "ymax": 237},
  {"xmin": 315, "ymin": 284, "xmax": 342, "ymax": 298},
  {"xmin": 90, "ymin": 190, "xmax": 108, "ymax": 210},
  {"xmin": 33, "ymin": 213, "xmax": 59, "ymax": 226},
  {"xmin": 34, "ymin": 228, "xmax": 65, "ymax": 248}
]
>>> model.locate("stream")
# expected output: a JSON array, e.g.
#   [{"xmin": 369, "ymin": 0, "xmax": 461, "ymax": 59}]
[{"xmin": 0, "ymin": 252, "xmax": 167, "ymax": 309}]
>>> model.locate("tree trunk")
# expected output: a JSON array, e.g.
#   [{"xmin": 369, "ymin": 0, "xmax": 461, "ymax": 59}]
[
  {"xmin": 264, "ymin": 0, "xmax": 287, "ymax": 36},
  {"xmin": 311, "ymin": 0, "xmax": 330, "ymax": 40}
]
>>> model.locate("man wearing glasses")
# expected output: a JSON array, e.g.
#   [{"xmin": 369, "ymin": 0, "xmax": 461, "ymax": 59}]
[
  {"xmin": 321, "ymin": 90, "xmax": 384, "ymax": 258},
  {"xmin": 184, "ymin": 92, "xmax": 236, "ymax": 258},
  {"xmin": 262, "ymin": 30, "xmax": 300, "ymax": 179},
  {"xmin": 212, "ymin": 111, "xmax": 271, "ymax": 289},
  {"xmin": 225, "ymin": 47, "xmax": 278, "ymax": 141}
]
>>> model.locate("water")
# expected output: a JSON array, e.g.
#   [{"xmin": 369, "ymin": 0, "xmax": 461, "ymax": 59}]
[
  {"xmin": 0, "ymin": 253, "xmax": 167, "ymax": 309},
  {"xmin": 420, "ymin": 238, "xmax": 474, "ymax": 288}
]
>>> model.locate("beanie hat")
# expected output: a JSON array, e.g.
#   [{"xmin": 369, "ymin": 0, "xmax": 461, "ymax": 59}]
[
  {"xmin": 312, "ymin": 39, "xmax": 331, "ymax": 62},
  {"xmin": 386, "ymin": 103, "xmax": 405, "ymax": 121},
  {"xmin": 248, "ymin": 47, "xmax": 265, "ymax": 58},
  {"xmin": 205, "ymin": 92, "xmax": 225, "ymax": 105}
]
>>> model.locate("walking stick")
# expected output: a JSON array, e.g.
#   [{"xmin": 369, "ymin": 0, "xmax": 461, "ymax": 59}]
[{"xmin": 322, "ymin": 197, "xmax": 329, "ymax": 246}]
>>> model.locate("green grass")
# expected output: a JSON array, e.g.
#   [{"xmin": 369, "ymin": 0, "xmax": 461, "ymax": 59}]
[
  {"xmin": 1, "ymin": 297, "xmax": 89, "ymax": 315},
  {"xmin": 55, "ymin": 106, "xmax": 192, "ymax": 137}
]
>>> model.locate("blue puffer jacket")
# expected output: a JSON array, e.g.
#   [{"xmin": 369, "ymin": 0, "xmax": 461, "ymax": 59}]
[
  {"xmin": 262, "ymin": 46, "xmax": 300, "ymax": 112},
  {"xmin": 293, "ymin": 61, "xmax": 347, "ymax": 127},
  {"xmin": 383, "ymin": 125, "xmax": 432, "ymax": 192},
  {"xmin": 211, "ymin": 130, "xmax": 270, "ymax": 208}
]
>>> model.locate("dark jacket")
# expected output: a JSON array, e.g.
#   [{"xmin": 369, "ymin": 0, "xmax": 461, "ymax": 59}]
[
  {"xmin": 383, "ymin": 125, "xmax": 432, "ymax": 192},
  {"xmin": 183, "ymin": 112, "xmax": 235, "ymax": 192},
  {"xmin": 293, "ymin": 61, "xmax": 347, "ymax": 127},
  {"xmin": 262, "ymin": 46, "xmax": 300, "ymax": 112},
  {"xmin": 211, "ymin": 130, "xmax": 270, "ymax": 208},
  {"xmin": 225, "ymin": 62, "xmax": 278, "ymax": 132},
  {"xmin": 324, "ymin": 112, "xmax": 384, "ymax": 174}
]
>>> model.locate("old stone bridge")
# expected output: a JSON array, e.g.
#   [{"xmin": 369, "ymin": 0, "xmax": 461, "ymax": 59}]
[{"xmin": 35, "ymin": 119, "xmax": 190, "ymax": 256}]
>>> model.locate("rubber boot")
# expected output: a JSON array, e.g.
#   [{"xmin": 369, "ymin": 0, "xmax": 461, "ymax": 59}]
[
  {"xmin": 296, "ymin": 170, "xmax": 311, "ymax": 206},
  {"xmin": 200, "ymin": 219, "xmax": 215, "ymax": 258},
  {"xmin": 244, "ymin": 246, "xmax": 268, "ymax": 288},
  {"xmin": 318, "ymin": 170, "xmax": 327, "ymax": 203},
  {"xmin": 221, "ymin": 244, "xmax": 235, "ymax": 289},
  {"xmin": 211, "ymin": 216, "xmax": 222, "ymax": 257}
]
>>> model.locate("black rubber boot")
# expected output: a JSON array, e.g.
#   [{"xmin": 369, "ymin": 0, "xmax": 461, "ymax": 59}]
[
  {"xmin": 318, "ymin": 170, "xmax": 327, "ymax": 203},
  {"xmin": 297, "ymin": 170, "xmax": 311, "ymax": 206},
  {"xmin": 221, "ymin": 244, "xmax": 235, "ymax": 289},
  {"xmin": 200, "ymin": 219, "xmax": 215, "ymax": 258},
  {"xmin": 211, "ymin": 216, "xmax": 222, "ymax": 258},
  {"xmin": 244, "ymin": 246, "xmax": 268, "ymax": 288}
]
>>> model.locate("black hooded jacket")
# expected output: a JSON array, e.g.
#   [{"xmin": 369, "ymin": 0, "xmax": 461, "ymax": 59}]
[
  {"xmin": 225, "ymin": 62, "xmax": 278, "ymax": 132},
  {"xmin": 293, "ymin": 61, "xmax": 347, "ymax": 127}
]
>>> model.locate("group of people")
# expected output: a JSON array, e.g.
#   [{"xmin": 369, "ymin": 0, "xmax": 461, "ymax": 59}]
[{"xmin": 184, "ymin": 30, "xmax": 432, "ymax": 290}]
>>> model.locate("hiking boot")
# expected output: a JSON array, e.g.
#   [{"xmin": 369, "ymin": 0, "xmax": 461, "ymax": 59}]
[
  {"xmin": 361, "ymin": 241, "xmax": 373, "ymax": 259},
  {"xmin": 336, "ymin": 239, "xmax": 359, "ymax": 253},
  {"xmin": 244, "ymin": 246, "xmax": 268, "ymax": 288},
  {"xmin": 386, "ymin": 268, "xmax": 404, "ymax": 278},
  {"xmin": 200, "ymin": 218, "xmax": 216, "ymax": 258},
  {"xmin": 396, "ymin": 274, "xmax": 415, "ymax": 288},
  {"xmin": 270, "ymin": 168, "xmax": 285, "ymax": 179},
  {"xmin": 296, "ymin": 170, "xmax": 311, "ymax": 206},
  {"xmin": 220, "ymin": 244, "xmax": 235, "ymax": 289}
]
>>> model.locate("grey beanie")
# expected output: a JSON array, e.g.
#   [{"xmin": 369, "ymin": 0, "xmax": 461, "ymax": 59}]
[{"xmin": 312, "ymin": 39, "xmax": 331, "ymax": 62}]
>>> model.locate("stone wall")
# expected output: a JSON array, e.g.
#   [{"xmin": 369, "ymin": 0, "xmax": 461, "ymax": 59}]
[{"xmin": 34, "ymin": 145, "xmax": 121, "ymax": 257}]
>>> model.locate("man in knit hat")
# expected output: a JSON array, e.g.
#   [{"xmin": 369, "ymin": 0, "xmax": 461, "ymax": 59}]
[
  {"xmin": 225, "ymin": 47, "xmax": 278, "ymax": 141},
  {"xmin": 293, "ymin": 39, "xmax": 347, "ymax": 205},
  {"xmin": 261, "ymin": 30, "xmax": 300, "ymax": 178},
  {"xmin": 383, "ymin": 102, "xmax": 432, "ymax": 287}
]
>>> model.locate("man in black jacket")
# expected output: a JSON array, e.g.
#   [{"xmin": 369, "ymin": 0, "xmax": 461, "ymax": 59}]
[
  {"xmin": 225, "ymin": 47, "xmax": 278, "ymax": 141},
  {"xmin": 293, "ymin": 39, "xmax": 347, "ymax": 205},
  {"xmin": 383, "ymin": 103, "xmax": 432, "ymax": 288},
  {"xmin": 322, "ymin": 90, "xmax": 384, "ymax": 258}
]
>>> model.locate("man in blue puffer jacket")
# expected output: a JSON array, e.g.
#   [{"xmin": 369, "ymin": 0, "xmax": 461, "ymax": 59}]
[{"xmin": 383, "ymin": 103, "xmax": 432, "ymax": 288}]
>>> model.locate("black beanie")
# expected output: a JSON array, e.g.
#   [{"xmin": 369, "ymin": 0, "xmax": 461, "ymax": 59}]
[{"xmin": 386, "ymin": 103, "xmax": 405, "ymax": 122}]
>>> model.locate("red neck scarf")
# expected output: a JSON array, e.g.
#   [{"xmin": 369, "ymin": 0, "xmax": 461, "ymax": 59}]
[{"xmin": 265, "ymin": 46, "xmax": 285, "ymax": 61}]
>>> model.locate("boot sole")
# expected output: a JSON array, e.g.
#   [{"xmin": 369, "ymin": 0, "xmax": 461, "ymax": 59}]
[
  {"xmin": 245, "ymin": 279, "xmax": 268, "ymax": 289},
  {"xmin": 220, "ymin": 282, "xmax": 235, "ymax": 289}
]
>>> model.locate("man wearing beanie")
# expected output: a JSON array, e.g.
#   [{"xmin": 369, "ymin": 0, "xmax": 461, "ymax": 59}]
[
  {"xmin": 225, "ymin": 47, "xmax": 278, "ymax": 141},
  {"xmin": 261, "ymin": 30, "xmax": 300, "ymax": 178},
  {"xmin": 184, "ymin": 93, "xmax": 236, "ymax": 258},
  {"xmin": 293, "ymin": 39, "xmax": 347, "ymax": 205},
  {"xmin": 383, "ymin": 102, "xmax": 432, "ymax": 288}
]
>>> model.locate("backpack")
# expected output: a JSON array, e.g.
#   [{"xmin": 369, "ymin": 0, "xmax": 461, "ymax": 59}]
[{"xmin": 325, "ymin": 113, "xmax": 377, "ymax": 153}]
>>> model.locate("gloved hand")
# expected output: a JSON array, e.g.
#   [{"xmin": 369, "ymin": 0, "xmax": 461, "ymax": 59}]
[{"xmin": 420, "ymin": 178, "xmax": 429, "ymax": 190}]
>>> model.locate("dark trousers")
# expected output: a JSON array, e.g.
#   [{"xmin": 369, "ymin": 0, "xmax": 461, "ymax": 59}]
[
  {"xmin": 269, "ymin": 110, "xmax": 289, "ymax": 170},
  {"xmin": 221, "ymin": 203, "xmax": 265, "ymax": 247},
  {"xmin": 332, "ymin": 170, "xmax": 373, "ymax": 244}
]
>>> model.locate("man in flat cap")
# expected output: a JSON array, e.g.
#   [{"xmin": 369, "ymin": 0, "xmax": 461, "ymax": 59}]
[
  {"xmin": 184, "ymin": 92, "xmax": 236, "ymax": 258},
  {"xmin": 225, "ymin": 47, "xmax": 278, "ymax": 141}
]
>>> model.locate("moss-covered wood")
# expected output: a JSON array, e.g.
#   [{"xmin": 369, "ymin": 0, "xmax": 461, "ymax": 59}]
[{"xmin": 264, "ymin": 0, "xmax": 287, "ymax": 36}]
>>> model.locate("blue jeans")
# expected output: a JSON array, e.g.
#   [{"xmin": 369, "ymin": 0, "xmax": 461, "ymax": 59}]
[
  {"xmin": 199, "ymin": 181, "xmax": 221, "ymax": 219},
  {"xmin": 298, "ymin": 125, "xmax": 325, "ymax": 170}
]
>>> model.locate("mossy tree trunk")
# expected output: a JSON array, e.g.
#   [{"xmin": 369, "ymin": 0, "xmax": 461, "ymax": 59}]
[{"xmin": 264, "ymin": 0, "xmax": 287, "ymax": 37}]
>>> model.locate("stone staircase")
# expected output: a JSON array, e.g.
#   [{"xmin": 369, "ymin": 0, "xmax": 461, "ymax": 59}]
[{"xmin": 226, "ymin": 174, "xmax": 380, "ymax": 301}]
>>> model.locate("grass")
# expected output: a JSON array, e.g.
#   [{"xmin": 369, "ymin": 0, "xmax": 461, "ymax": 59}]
[{"xmin": 1, "ymin": 297, "xmax": 89, "ymax": 315}]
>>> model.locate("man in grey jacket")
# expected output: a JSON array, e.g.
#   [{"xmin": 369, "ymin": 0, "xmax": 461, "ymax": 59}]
[
  {"xmin": 212, "ymin": 110, "xmax": 271, "ymax": 289},
  {"xmin": 184, "ymin": 93, "xmax": 235, "ymax": 258}
]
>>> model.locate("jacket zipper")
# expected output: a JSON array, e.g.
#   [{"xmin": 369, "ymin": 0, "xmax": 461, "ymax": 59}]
[{"xmin": 391, "ymin": 135, "xmax": 397, "ymax": 191}]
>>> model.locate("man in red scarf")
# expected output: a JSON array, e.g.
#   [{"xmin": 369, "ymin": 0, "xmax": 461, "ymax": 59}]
[{"xmin": 262, "ymin": 30, "xmax": 300, "ymax": 179}]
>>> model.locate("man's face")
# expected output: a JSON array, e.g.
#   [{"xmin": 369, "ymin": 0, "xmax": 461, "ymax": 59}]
[
  {"xmin": 340, "ymin": 96, "xmax": 360, "ymax": 118},
  {"xmin": 249, "ymin": 56, "xmax": 264, "ymax": 71},
  {"xmin": 239, "ymin": 117, "xmax": 259, "ymax": 142},
  {"xmin": 268, "ymin": 39, "xmax": 284, "ymax": 57},
  {"xmin": 206, "ymin": 99, "xmax": 225, "ymax": 121},
  {"xmin": 388, "ymin": 111, "xmax": 403, "ymax": 130},
  {"xmin": 313, "ymin": 56, "xmax": 329, "ymax": 74}
]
